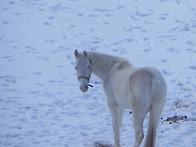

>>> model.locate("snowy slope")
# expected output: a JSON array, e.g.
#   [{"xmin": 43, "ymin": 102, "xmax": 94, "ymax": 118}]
[{"xmin": 0, "ymin": 0, "xmax": 196, "ymax": 147}]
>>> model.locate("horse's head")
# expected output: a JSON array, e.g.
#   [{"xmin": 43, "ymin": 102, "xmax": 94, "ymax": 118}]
[{"xmin": 74, "ymin": 50, "xmax": 92, "ymax": 92}]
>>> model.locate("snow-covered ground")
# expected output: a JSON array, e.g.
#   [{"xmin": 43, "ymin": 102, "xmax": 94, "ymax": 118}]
[{"xmin": 0, "ymin": 0, "xmax": 196, "ymax": 146}]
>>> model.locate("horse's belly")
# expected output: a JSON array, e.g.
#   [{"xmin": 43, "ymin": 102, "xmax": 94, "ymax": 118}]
[{"xmin": 113, "ymin": 75, "xmax": 131, "ymax": 109}]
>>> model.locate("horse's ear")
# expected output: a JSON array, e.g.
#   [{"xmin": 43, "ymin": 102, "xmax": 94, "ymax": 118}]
[
  {"xmin": 83, "ymin": 51, "xmax": 88, "ymax": 58},
  {"xmin": 74, "ymin": 50, "xmax": 79, "ymax": 58}
]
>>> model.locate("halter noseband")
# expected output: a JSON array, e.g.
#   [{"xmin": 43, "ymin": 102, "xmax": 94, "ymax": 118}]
[
  {"xmin": 78, "ymin": 76, "xmax": 90, "ymax": 82},
  {"xmin": 78, "ymin": 76, "xmax": 93, "ymax": 87}
]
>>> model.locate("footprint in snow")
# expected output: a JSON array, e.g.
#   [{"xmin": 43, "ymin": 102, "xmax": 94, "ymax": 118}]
[
  {"xmin": 190, "ymin": 66, "xmax": 196, "ymax": 70},
  {"xmin": 44, "ymin": 21, "xmax": 52, "ymax": 25}
]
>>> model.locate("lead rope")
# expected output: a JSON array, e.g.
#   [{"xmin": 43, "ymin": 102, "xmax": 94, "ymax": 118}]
[{"xmin": 88, "ymin": 84, "xmax": 93, "ymax": 87}]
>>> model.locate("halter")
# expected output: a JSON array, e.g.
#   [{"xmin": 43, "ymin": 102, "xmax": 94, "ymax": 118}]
[
  {"xmin": 78, "ymin": 76, "xmax": 93, "ymax": 87},
  {"xmin": 78, "ymin": 76, "xmax": 90, "ymax": 82},
  {"xmin": 77, "ymin": 59, "xmax": 93, "ymax": 87}
]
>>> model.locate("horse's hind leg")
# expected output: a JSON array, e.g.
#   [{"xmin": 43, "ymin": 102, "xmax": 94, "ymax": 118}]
[{"xmin": 132, "ymin": 107, "xmax": 149, "ymax": 147}]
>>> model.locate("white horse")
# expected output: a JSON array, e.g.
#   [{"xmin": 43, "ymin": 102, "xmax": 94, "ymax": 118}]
[{"xmin": 74, "ymin": 50, "xmax": 167, "ymax": 147}]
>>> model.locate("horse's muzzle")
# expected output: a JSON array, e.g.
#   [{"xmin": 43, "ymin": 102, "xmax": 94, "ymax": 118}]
[{"xmin": 80, "ymin": 85, "xmax": 88, "ymax": 92}]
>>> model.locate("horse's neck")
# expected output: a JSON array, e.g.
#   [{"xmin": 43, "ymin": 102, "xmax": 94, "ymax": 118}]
[{"xmin": 89, "ymin": 52, "xmax": 129, "ymax": 81}]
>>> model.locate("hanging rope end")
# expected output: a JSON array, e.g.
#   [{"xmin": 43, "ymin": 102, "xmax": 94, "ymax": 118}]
[{"xmin": 88, "ymin": 84, "xmax": 93, "ymax": 88}]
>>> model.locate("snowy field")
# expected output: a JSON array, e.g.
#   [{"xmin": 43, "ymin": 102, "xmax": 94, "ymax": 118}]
[{"xmin": 0, "ymin": 0, "xmax": 196, "ymax": 147}]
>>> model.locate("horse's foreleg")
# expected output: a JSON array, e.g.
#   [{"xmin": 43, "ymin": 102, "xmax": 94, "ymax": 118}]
[{"xmin": 108, "ymin": 102, "xmax": 124, "ymax": 147}]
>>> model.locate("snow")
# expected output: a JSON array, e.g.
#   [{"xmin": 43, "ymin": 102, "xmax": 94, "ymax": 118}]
[{"xmin": 0, "ymin": 0, "xmax": 196, "ymax": 147}]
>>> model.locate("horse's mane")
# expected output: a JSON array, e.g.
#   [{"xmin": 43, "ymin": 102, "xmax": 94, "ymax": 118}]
[{"xmin": 88, "ymin": 52, "xmax": 132, "ymax": 70}]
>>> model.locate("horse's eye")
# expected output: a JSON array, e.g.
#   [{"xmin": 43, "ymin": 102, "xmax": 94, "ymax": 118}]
[{"xmin": 75, "ymin": 67, "xmax": 77, "ymax": 70}]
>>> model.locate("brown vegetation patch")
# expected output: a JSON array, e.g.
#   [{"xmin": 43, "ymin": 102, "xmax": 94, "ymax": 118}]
[
  {"xmin": 94, "ymin": 142, "xmax": 113, "ymax": 147},
  {"xmin": 161, "ymin": 115, "xmax": 188, "ymax": 124}
]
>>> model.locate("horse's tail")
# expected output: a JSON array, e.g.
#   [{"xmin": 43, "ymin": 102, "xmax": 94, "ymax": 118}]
[{"xmin": 145, "ymin": 72, "xmax": 166, "ymax": 147}]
